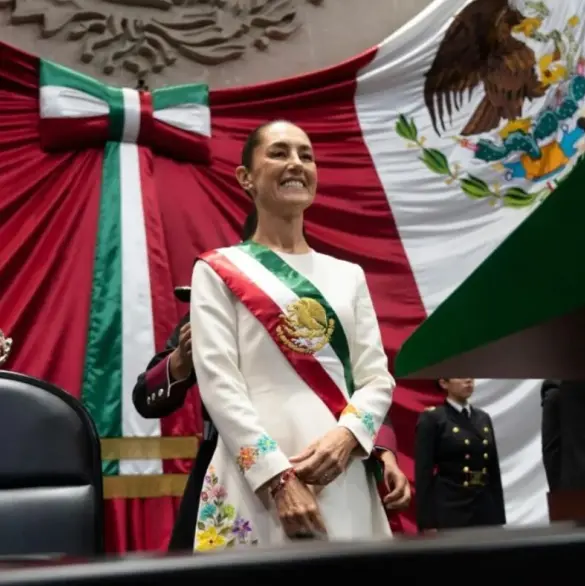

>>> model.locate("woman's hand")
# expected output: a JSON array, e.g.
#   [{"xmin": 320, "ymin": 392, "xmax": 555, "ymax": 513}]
[
  {"xmin": 378, "ymin": 451, "xmax": 411, "ymax": 510},
  {"xmin": 272, "ymin": 474, "xmax": 327, "ymax": 539},
  {"xmin": 290, "ymin": 427, "xmax": 358, "ymax": 486}
]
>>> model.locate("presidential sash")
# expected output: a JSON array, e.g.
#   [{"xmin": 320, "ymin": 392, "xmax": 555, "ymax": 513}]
[
  {"xmin": 201, "ymin": 242, "xmax": 354, "ymax": 415},
  {"xmin": 200, "ymin": 242, "xmax": 386, "ymax": 490}
]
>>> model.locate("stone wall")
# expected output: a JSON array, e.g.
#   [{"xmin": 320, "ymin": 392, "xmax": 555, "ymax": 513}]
[{"xmin": 0, "ymin": 0, "xmax": 433, "ymax": 89}]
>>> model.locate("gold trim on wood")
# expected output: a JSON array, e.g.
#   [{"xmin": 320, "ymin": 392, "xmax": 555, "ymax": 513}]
[
  {"xmin": 100, "ymin": 436, "xmax": 199, "ymax": 460},
  {"xmin": 102, "ymin": 474, "xmax": 188, "ymax": 499}
]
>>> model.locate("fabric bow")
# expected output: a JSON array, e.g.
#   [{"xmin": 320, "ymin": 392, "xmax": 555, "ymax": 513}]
[
  {"xmin": 39, "ymin": 60, "xmax": 210, "ymax": 162},
  {"xmin": 36, "ymin": 59, "xmax": 210, "ymax": 479}
]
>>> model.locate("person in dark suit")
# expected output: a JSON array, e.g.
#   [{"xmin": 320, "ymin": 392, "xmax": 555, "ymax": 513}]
[
  {"xmin": 541, "ymin": 379, "xmax": 561, "ymax": 491},
  {"xmin": 133, "ymin": 215, "xmax": 411, "ymax": 550},
  {"xmin": 415, "ymin": 378, "xmax": 506, "ymax": 533}
]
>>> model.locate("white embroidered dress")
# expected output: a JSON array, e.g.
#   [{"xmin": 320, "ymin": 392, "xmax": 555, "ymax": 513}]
[{"xmin": 190, "ymin": 245, "xmax": 395, "ymax": 551}]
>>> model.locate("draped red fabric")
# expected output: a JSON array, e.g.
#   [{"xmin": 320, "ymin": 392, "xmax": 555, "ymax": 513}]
[
  {"xmin": 0, "ymin": 40, "xmax": 432, "ymax": 550},
  {"xmin": 0, "ymin": 42, "xmax": 184, "ymax": 554},
  {"xmin": 104, "ymin": 497, "xmax": 181, "ymax": 552},
  {"xmin": 0, "ymin": 45, "xmax": 100, "ymax": 397}
]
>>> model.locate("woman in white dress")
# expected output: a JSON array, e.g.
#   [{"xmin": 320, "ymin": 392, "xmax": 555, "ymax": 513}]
[{"xmin": 190, "ymin": 120, "xmax": 396, "ymax": 551}]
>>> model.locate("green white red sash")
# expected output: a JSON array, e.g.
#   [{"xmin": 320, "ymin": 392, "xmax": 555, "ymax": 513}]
[
  {"xmin": 200, "ymin": 242, "xmax": 387, "ymax": 493},
  {"xmin": 201, "ymin": 242, "xmax": 354, "ymax": 419}
]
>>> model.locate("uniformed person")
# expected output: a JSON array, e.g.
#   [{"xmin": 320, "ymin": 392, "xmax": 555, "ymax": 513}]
[{"xmin": 415, "ymin": 378, "xmax": 506, "ymax": 532}]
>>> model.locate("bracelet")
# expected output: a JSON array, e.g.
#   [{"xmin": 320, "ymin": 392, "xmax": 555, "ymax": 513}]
[{"xmin": 270, "ymin": 469, "xmax": 296, "ymax": 500}]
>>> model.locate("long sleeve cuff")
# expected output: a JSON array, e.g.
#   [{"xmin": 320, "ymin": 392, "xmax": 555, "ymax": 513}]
[
  {"xmin": 338, "ymin": 405, "xmax": 377, "ymax": 458},
  {"xmin": 236, "ymin": 434, "xmax": 291, "ymax": 493},
  {"xmin": 143, "ymin": 355, "xmax": 193, "ymax": 409},
  {"xmin": 165, "ymin": 354, "xmax": 192, "ymax": 393}
]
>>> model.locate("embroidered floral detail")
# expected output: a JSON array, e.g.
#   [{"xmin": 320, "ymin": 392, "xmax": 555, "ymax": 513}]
[
  {"xmin": 232, "ymin": 516, "xmax": 253, "ymax": 543},
  {"xmin": 342, "ymin": 404, "xmax": 358, "ymax": 416},
  {"xmin": 194, "ymin": 466, "xmax": 257, "ymax": 552},
  {"xmin": 341, "ymin": 404, "xmax": 376, "ymax": 437},
  {"xmin": 362, "ymin": 412, "xmax": 376, "ymax": 437},
  {"xmin": 256, "ymin": 434, "xmax": 278, "ymax": 454},
  {"xmin": 236, "ymin": 434, "xmax": 278, "ymax": 472},
  {"xmin": 196, "ymin": 527, "xmax": 226, "ymax": 552},
  {"xmin": 199, "ymin": 503, "xmax": 217, "ymax": 521},
  {"xmin": 236, "ymin": 446, "xmax": 258, "ymax": 472}
]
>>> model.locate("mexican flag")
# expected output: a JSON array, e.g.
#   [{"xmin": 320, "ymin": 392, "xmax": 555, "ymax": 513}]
[{"xmin": 1, "ymin": 0, "xmax": 584, "ymax": 548}]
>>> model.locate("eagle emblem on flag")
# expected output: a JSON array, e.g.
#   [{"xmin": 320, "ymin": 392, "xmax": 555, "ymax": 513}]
[
  {"xmin": 423, "ymin": 0, "xmax": 546, "ymax": 137},
  {"xmin": 395, "ymin": 0, "xmax": 585, "ymax": 209}
]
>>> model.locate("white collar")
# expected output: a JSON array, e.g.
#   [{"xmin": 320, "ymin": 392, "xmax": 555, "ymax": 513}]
[{"xmin": 447, "ymin": 398, "xmax": 470, "ymax": 414}]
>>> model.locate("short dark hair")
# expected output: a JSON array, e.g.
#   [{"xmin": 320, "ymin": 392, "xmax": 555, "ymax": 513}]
[{"xmin": 436, "ymin": 378, "xmax": 447, "ymax": 391}]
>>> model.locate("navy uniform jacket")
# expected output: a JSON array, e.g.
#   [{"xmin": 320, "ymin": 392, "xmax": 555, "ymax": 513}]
[{"xmin": 415, "ymin": 402, "xmax": 506, "ymax": 531}]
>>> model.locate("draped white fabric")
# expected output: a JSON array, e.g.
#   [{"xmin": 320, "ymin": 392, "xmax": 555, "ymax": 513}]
[{"xmin": 356, "ymin": 0, "xmax": 585, "ymax": 525}]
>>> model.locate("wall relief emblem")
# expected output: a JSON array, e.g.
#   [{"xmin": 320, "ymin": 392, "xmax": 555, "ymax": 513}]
[{"xmin": 0, "ymin": 0, "xmax": 323, "ymax": 79}]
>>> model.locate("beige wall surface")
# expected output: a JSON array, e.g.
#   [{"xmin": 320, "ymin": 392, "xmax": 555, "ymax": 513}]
[
  {"xmin": 0, "ymin": 0, "xmax": 433, "ymax": 89},
  {"xmin": 0, "ymin": 0, "xmax": 431, "ymax": 89}
]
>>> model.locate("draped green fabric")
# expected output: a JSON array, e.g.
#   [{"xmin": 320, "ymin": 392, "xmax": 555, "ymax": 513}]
[{"xmin": 395, "ymin": 158, "xmax": 585, "ymax": 378}]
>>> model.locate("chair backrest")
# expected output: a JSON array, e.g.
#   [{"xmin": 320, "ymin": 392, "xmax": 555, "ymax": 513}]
[{"xmin": 0, "ymin": 371, "xmax": 104, "ymax": 556}]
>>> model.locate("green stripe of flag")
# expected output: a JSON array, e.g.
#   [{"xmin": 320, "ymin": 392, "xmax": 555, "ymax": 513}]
[
  {"xmin": 40, "ymin": 60, "xmax": 109, "ymax": 102},
  {"xmin": 39, "ymin": 59, "xmax": 126, "ymax": 142},
  {"xmin": 81, "ymin": 141, "xmax": 123, "ymax": 476},
  {"xmin": 151, "ymin": 84, "xmax": 209, "ymax": 112}
]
